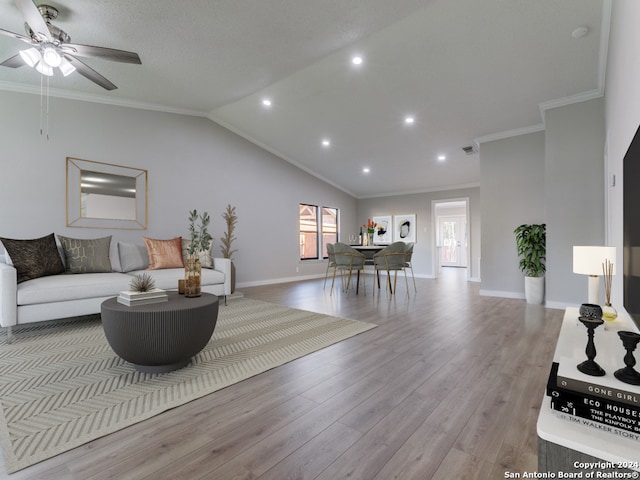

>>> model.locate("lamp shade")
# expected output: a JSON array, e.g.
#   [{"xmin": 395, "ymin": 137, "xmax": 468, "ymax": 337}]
[
  {"xmin": 573, "ymin": 246, "xmax": 616, "ymax": 275},
  {"xmin": 19, "ymin": 47, "xmax": 42, "ymax": 68}
]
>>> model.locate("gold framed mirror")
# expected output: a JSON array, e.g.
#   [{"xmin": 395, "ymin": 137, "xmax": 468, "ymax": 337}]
[{"xmin": 66, "ymin": 157, "xmax": 148, "ymax": 229}]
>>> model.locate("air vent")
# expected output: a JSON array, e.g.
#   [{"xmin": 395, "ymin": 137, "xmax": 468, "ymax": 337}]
[{"xmin": 462, "ymin": 145, "xmax": 477, "ymax": 155}]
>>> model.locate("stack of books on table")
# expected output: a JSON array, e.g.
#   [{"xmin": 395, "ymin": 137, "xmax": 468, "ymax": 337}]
[
  {"xmin": 546, "ymin": 360, "xmax": 640, "ymax": 441},
  {"xmin": 117, "ymin": 288, "xmax": 168, "ymax": 306}
]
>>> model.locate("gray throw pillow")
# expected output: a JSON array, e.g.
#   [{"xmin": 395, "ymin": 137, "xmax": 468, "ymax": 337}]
[
  {"xmin": 0, "ymin": 233, "xmax": 65, "ymax": 283},
  {"xmin": 57, "ymin": 235, "xmax": 112, "ymax": 273},
  {"xmin": 118, "ymin": 242, "xmax": 149, "ymax": 272}
]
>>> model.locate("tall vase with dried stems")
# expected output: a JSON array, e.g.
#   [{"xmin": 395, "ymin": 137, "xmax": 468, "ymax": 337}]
[
  {"xmin": 602, "ymin": 259, "xmax": 617, "ymax": 321},
  {"xmin": 221, "ymin": 204, "xmax": 238, "ymax": 293}
]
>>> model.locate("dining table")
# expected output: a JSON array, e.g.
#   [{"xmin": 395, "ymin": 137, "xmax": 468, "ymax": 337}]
[{"xmin": 350, "ymin": 244, "xmax": 386, "ymax": 291}]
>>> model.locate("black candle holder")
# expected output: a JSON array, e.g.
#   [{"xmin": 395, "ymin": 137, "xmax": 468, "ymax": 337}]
[
  {"xmin": 614, "ymin": 331, "xmax": 640, "ymax": 385},
  {"xmin": 577, "ymin": 316, "xmax": 606, "ymax": 376}
]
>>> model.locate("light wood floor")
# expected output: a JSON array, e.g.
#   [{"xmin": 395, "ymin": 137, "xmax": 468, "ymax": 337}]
[{"xmin": 2, "ymin": 268, "xmax": 563, "ymax": 480}]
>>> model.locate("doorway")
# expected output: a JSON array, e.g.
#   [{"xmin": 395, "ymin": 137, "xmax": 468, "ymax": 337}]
[{"xmin": 432, "ymin": 198, "xmax": 470, "ymax": 278}]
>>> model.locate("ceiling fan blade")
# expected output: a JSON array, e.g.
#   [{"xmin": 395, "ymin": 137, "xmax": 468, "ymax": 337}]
[
  {"xmin": 0, "ymin": 27, "xmax": 33, "ymax": 44},
  {"xmin": 61, "ymin": 43, "xmax": 141, "ymax": 64},
  {"xmin": 13, "ymin": 0, "xmax": 51, "ymax": 41},
  {"xmin": 0, "ymin": 53, "xmax": 25, "ymax": 68},
  {"xmin": 64, "ymin": 55, "xmax": 117, "ymax": 90}
]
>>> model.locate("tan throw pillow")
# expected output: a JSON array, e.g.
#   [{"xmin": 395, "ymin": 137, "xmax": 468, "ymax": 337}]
[{"xmin": 143, "ymin": 237, "xmax": 184, "ymax": 270}]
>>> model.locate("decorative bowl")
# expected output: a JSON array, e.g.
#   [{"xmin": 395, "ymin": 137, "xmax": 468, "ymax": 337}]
[{"xmin": 579, "ymin": 303, "xmax": 603, "ymax": 320}]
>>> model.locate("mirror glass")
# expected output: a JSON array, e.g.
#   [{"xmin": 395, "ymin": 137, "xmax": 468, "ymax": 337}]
[{"xmin": 67, "ymin": 158, "xmax": 148, "ymax": 229}]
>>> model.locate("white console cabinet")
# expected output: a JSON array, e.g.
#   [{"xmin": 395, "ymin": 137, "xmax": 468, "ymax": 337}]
[{"xmin": 537, "ymin": 307, "xmax": 640, "ymax": 474}]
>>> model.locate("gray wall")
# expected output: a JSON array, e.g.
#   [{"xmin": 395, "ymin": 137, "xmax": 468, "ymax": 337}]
[
  {"xmin": 544, "ymin": 97, "xmax": 605, "ymax": 307},
  {"xmin": 0, "ymin": 91, "xmax": 357, "ymax": 287},
  {"xmin": 357, "ymin": 187, "xmax": 481, "ymax": 280},
  {"xmin": 478, "ymin": 98, "xmax": 605, "ymax": 307},
  {"xmin": 479, "ymin": 131, "xmax": 546, "ymax": 297}
]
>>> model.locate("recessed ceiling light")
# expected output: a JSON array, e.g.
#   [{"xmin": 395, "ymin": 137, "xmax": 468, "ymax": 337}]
[
  {"xmin": 262, "ymin": 98, "xmax": 272, "ymax": 107},
  {"xmin": 404, "ymin": 116, "xmax": 415, "ymax": 125},
  {"xmin": 362, "ymin": 167, "xmax": 370, "ymax": 174},
  {"xmin": 352, "ymin": 56, "xmax": 363, "ymax": 65},
  {"xmin": 322, "ymin": 139, "xmax": 331, "ymax": 147},
  {"xmin": 437, "ymin": 155, "xmax": 446, "ymax": 161}
]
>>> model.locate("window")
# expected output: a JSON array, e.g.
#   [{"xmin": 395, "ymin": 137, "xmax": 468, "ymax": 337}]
[
  {"xmin": 299, "ymin": 204, "xmax": 339, "ymax": 260},
  {"xmin": 299, "ymin": 204, "xmax": 318, "ymax": 260},
  {"xmin": 321, "ymin": 207, "xmax": 338, "ymax": 258}
]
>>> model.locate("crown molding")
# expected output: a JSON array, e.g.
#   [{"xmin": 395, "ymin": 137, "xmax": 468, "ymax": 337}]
[
  {"xmin": 0, "ymin": 81, "xmax": 208, "ymax": 117},
  {"xmin": 598, "ymin": 0, "xmax": 612, "ymax": 92},
  {"xmin": 207, "ymin": 113, "xmax": 358, "ymax": 198},
  {"xmin": 357, "ymin": 182, "xmax": 481, "ymax": 199},
  {"xmin": 475, "ymin": 124, "xmax": 545, "ymax": 145},
  {"xmin": 538, "ymin": 89, "xmax": 604, "ymax": 116}
]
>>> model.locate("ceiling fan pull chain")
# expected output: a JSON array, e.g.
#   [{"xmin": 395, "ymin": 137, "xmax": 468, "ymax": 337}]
[
  {"xmin": 45, "ymin": 76, "xmax": 50, "ymax": 140},
  {"xmin": 38, "ymin": 74, "xmax": 50, "ymax": 140},
  {"xmin": 39, "ymin": 74, "xmax": 44, "ymax": 137}
]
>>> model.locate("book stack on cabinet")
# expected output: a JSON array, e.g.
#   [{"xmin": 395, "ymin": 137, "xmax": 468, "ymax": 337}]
[
  {"xmin": 547, "ymin": 361, "xmax": 640, "ymax": 442},
  {"xmin": 117, "ymin": 288, "xmax": 168, "ymax": 306}
]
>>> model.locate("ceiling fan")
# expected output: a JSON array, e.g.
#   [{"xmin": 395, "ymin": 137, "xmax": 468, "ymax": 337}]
[{"xmin": 0, "ymin": 0, "xmax": 141, "ymax": 90}]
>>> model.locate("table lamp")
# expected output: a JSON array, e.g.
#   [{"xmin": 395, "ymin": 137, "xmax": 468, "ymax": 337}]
[{"xmin": 573, "ymin": 246, "xmax": 616, "ymax": 305}]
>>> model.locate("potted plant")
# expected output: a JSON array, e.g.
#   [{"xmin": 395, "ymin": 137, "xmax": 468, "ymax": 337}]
[
  {"xmin": 514, "ymin": 223, "xmax": 546, "ymax": 304},
  {"xmin": 185, "ymin": 209, "xmax": 212, "ymax": 297},
  {"xmin": 221, "ymin": 204, "xmax": 238, "ymax": 293}
]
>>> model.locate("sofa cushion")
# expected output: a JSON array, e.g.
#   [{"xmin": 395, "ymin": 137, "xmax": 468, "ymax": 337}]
[
  {"xmin": 0, "ymin": 233, "xmax": 65, "ymax": 283},
  {"xmin": 57, "ymin": 235, "xmax": 113, "ymax": 273},
  {"xmin": 118, "ymin": 242, "xmax": 149, "ymax": 272},
  {"xmin": 127, "ymin": 267, "xmax": 224, "ymax": 291},
  {"xmin": 143, "ymin": 237, "xmax": 184, "ymax": 269},
  {"xmin": 17, "ymin": 272, "xmax": 133, "ymax": 306}
]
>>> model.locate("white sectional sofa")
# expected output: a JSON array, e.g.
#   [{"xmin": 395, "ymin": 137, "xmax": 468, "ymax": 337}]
[{"xmin": 0, "ymin": 237, "xmax": 231, "ymax": 343}]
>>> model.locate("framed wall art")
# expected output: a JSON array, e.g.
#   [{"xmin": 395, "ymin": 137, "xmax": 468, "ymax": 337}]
[
  {"xmin": 372, "ymin": 215, "xmax": 392, "ymax": 244},
  {"xmin": 394, "ymin": 214, "xmax": 416, "ymax": 243}
]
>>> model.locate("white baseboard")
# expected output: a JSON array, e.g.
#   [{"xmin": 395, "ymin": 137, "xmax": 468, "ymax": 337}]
[
  {"xmin": 545, "ymin": 300, "xmax": 581, "ymax": 310},
  {"xmin": 479, "ymin": 289, "xmax": 525, "ymax": 300},
  {"xmin": 237, "ymin": 274, "xmax": 325, "ymax": 288}
]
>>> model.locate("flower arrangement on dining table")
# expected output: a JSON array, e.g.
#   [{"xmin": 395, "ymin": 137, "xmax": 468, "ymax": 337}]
[
  {"xmin": 363, "ymin": 218, "xmax": 377, "ymax": 245},
  {"xmin": 363, "ymin": 218, "xmax": 377, "ymax": 234}
]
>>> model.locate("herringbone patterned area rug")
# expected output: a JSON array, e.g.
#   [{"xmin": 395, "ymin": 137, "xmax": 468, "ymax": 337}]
[{"xmin": 0, "ymin": 297, "xmax": 376, "ymax": 473}]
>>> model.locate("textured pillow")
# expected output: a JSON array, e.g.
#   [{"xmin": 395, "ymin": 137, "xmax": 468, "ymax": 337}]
[
  {"xmin": 143, "ymin": 237, "xmax": 184, "ymax": 269},
  {"xmin": 0, "ymin": 233, "xmax": 65, "ymax": 283},
  {"xmin": 182, "ymin": 239, "xmax": 214, "ymax": 268},
  {"xmin": 118, "ymin": 242, "xmax": 149, "ymax": 272},
  {"xmin": 57, "ymin": 235, "xmax": 113, "ymax": 273}
]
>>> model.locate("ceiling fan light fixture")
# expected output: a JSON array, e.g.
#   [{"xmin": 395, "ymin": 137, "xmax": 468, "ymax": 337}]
[
  {"xmin": 19, "ymin": 47, "xmax": 42, "ymax": 68},
  {"xmin": 35, "ymin": 60, "xmax": 54, "ymax": 76},
  {"xmin": 42, "ymin": 46, "xmax": 62, "ymax": 67},
  {"xmin": 58, "ymin": 57, "xmax": 76, "ymax": 76}
]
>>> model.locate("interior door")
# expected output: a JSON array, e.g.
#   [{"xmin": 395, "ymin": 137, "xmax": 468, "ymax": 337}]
[{"xmin": 439, "ymin": 215, "xmax": 467, "ymax": 267}]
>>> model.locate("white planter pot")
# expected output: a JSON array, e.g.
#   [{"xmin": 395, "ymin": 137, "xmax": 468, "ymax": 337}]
[{"xmin": 524, "ymin": 276, "xmax": 545, "ymax": 305}]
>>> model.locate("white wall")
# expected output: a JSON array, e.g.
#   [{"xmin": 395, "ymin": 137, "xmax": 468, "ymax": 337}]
[
  {"xmin": 604, "ymin": 0, "xmax": 640, "ymax": 310},
  {"xmin": 0, "ymin": 91, "xmax": 357, "ymax": 286}
]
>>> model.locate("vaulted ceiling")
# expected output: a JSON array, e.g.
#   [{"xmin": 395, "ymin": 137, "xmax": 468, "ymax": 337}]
[{"xmin": 0, "ymin": 0, "xmax": 607, "ymax": 197}]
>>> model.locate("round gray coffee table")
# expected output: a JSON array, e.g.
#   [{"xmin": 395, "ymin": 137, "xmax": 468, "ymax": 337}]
[{"xmin": 101, "ymin": 292, "xmax": 219, "ymax": 373}]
